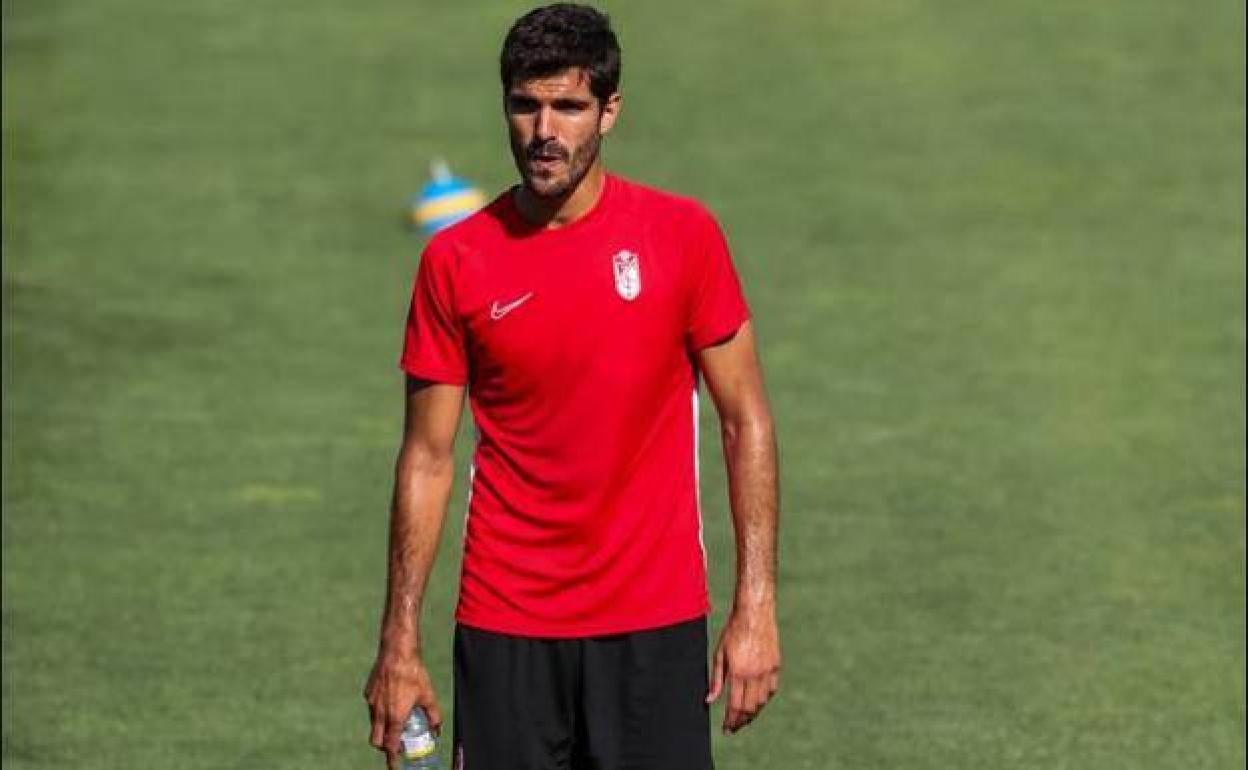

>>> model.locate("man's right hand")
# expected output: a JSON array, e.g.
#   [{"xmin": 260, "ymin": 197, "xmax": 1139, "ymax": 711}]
[{"xmin": 364, "ymin": 649, "xmax": 443, "ymax": 769}]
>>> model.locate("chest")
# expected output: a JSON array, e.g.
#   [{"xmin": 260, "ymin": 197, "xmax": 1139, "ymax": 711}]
[{"xmin": 456, "ymin": 233, "xmax": 691, "ymax": 390}]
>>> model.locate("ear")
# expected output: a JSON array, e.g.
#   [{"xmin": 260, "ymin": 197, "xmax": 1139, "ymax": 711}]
[{"xmin": 598, "ymin": 92, "xmax": 622, "ymax": 136}]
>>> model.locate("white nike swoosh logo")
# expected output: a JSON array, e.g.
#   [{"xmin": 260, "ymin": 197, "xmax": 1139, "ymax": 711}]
[{"xmin": 490, "ymin": 292, "xmax": 534, "ymax": 320}]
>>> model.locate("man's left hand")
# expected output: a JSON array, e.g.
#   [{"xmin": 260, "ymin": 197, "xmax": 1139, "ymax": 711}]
[{"xmin": 706, "ymin": 607, "xmax": 782, "ymax": 734}]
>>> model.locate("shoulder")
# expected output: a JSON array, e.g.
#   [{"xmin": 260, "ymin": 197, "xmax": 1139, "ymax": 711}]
[
  {"xmin": 610, "ymin": 175, "xmax": 721, "ymax": 234},
  {"xmin": 420, "ymin": 189, "xmax": 514, "ymax": 269}
]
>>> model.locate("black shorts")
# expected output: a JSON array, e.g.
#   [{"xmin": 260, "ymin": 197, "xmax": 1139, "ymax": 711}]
[{"xmin": 452, "ymin": 616, "xmax": 714, "ymax": 770}]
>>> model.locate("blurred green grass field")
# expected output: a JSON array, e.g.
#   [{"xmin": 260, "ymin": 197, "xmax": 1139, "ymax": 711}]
[{"xmin": 3, "ymin": 1, "xmax": 1244, "ymax": 767}]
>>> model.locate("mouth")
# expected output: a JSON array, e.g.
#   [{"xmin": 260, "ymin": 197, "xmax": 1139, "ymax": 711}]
[
  {"xmin": 528, "ymin": 155, "xmax": 564, "ymax": 171},
  {"xmin": 526, "ymin": 146, "xmax": 567, "ymax": 171}
]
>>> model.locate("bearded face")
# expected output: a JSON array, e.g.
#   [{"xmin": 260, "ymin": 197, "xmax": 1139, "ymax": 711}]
[{"xmin": 505, "ymin": 68, "xmax": 615, "ymax": 200}]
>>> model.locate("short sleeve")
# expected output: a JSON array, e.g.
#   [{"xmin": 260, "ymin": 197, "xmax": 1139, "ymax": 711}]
[
  {"xmin": 399, "ymin": 239, "xmax": 469, "ymax": 384},
  {"xmin": 685, "ymin": 205, "xmax": 751, "ymax": 352}
]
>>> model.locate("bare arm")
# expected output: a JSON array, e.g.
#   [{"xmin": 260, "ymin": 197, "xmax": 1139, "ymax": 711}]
[
  {"xmin": 697, "ymin": 321, "xmax": 782, "ymax": 734},
  {"xmin": 365, "ymin": 377, "xmax": 465, "ymax": 767}
]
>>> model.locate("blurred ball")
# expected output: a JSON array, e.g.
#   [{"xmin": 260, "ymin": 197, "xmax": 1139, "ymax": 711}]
[{"xmin": 411, "ymin": 160, "xmax": 486, "ymax": 235}]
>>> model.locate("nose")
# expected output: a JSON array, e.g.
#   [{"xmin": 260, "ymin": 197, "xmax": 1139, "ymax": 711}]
[{"xmin": 535, "ymin": 106, "xmax": 556, "ymax": 142}]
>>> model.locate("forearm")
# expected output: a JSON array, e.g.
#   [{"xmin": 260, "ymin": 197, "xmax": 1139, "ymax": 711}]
[
  {"xmin": 377, "ymin": 448, "xmax": 454, "ymax": 656},
  {"xmin": 721, "ymin": 411, "xmax": 779, "ymax": 614}
]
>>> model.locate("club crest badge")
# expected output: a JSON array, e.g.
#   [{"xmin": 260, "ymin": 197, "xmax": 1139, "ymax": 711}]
[{"xmin": 612, "ymin": 250, "xmax": 641, "ymax": 301}]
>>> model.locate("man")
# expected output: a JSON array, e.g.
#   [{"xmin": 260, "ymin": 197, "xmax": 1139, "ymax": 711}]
[{"xmin": 365, "ymin": 5, "xmax": 780, "ymax": 768}]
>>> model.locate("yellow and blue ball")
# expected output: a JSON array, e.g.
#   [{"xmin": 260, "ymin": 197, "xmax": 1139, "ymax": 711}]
[{"xmin": 410, "ymin": 164, "xmax": 486, "ymax": 236}]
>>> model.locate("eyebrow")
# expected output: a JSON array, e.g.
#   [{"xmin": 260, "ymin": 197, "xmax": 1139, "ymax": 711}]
[{"xmin": 507, "ymin": 92, "xmax": 593, "ymax": 107}]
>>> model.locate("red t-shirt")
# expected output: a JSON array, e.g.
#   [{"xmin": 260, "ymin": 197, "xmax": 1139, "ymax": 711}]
[{"xmin": 400, "ymin": 173, "xmax": 750, "ymax": 638}]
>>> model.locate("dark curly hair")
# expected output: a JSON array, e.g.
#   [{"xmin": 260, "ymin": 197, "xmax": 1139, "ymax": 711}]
[{"xmin": 500, "ymin": 4, "xmax": 621, "ymax": 104}]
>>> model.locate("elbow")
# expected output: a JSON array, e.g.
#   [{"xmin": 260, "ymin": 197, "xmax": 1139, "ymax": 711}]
[
  {"xmin": 721, "ymin": 405, "xmax": 775, "ymax": 449},
  {"xmin": 396, "ymin": 443, "xmax": 456, "ymax": 480}
]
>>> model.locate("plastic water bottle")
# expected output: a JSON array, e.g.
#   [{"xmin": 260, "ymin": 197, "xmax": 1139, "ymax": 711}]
[{"xmin": 399, "ymin": 706, "xmax": 441, "ymax": 769}]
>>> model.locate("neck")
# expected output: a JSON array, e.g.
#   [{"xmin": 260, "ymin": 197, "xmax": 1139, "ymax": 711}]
[{"xmin": 514, "ymin": 163, "xmax": 607, "ymax": 229}]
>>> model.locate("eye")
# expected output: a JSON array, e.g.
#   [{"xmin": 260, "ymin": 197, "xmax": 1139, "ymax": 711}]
[
  {"xmin": 507, "ymin": 96, "xmax": 539, "ymax": 114},
  {"xmin": 553, "ymin": 99, "xmax": 591, "ymax": 114}
]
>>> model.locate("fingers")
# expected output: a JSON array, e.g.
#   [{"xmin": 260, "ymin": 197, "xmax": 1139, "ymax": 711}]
[
  {"xmin": 367, "ymin": 703, "xmax": 400, "ymax": 768},
  {"xmin": 722, "ymin": 676, "xmax": 755, "ymax": 734},
  {"xmin": 369, "ymin": 705, "xmax": 386, "ymax": 752},
  {"xmin": 723, "ymin": 670, "xmax": 748, "ymax": 733},
  {"xmin": 721, "ymin": 672, "xmax": 779, "ymax": 734},
  {"xmin": 373, "ymin": 701, "xmax": 401, "ymax": 769},
  {"xmin": 366, "ymin": 694, "xmax": 407, "ymax": 756},
  {"xmin": 425, "ymin": 701, "xmax": 445, "ymax": 737},
  {"xmin": 743, "ymin": 677, "xmax": 768, "ymax": 727},
  {"xmin": 384, "ymin": 713, "xmax": 405, "ymax": 753},
  {"xmin": 705, "ymin": 644, "xmax": 726, "ymax": 704},
  {"xmin": 364, "ymin": 655, "xmax": 442, "ymax": 762}
]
